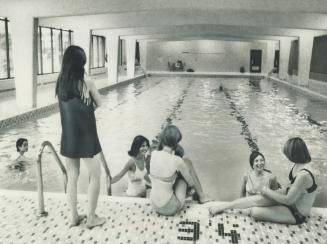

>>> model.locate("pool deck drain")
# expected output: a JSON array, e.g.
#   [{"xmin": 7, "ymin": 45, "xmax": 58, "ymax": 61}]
[{"xmin": 0, "ymin": 190, "xmax": 326, "ymax": 244}]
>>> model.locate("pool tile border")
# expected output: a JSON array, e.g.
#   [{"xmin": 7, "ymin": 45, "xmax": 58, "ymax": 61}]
[{"xmin": 0, "ymin": 189, "xmax": 326, "ymax": 244}]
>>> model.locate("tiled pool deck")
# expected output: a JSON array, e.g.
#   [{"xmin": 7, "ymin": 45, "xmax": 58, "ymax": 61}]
[{"xmin": 0, "ymin": 189, "xmax": 326, "ymax": 244}]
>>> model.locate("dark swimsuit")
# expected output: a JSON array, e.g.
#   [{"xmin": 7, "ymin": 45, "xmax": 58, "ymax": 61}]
[
  {"xmin": 59, "ymin": 93, "xmax": 102, "ymax": 158},
  {"xmin": 285, "ymin": 166, "xmax": 317, "ymax": 224}
]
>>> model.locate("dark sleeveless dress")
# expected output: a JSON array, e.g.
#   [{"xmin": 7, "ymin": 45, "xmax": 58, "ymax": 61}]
[{"xmin": 59, "ymin": 94, "xmax": 102, "ymax": 158}]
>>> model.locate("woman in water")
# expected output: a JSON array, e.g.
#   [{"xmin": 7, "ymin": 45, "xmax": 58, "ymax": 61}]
[
  {"xmin": 209, "ymin": 137, "xmax": 317, "ymax": 225},
  {"xmin": 150, "ymin": 125, "xmax": 210, "ymax": 216},
  {"xmin": 111, "ymin": 135, "xmax": 150, "ymax": 197}
]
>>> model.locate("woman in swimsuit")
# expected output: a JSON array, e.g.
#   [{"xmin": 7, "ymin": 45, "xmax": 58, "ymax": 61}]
[
  {"xmin": 240, "ymin": 151, "xmax": 280, "ymax": 197},
  {"xmin": 150, "ymin": 125, "xmax": 210, "ymax": 216},
  {"xmin": 209, "ymin": 137, "xmax": 317, "ymax": 225},
  {"xmin": 111, "ymin": 135, "xmax": 150, "ymax": 197}
]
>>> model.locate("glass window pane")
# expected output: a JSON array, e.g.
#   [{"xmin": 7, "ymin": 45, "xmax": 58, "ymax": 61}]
[
  {"xmin": 92, "ymin": 36, "xmax": 98, "ymax": 68},
  {"xmin": 53, "ymin": 29, "xmax": 61, "ymax": 72},
  {"xmin": 69, "ymin": 32, "xmax": 73, "ymax": 45},
  {"xmin": 99, "ymin": 37, "xmax": 104, "ymax": 67},
  {"xmin": 38, "ymin": 27, "xmax": 42, "ymax": 74},
  {"xmin": 7, "ymin": 22, "xmax": 13, "ymax": 77},
  {"xmin": 41, "ymin": 27, "xmax": 52, "ymax": 73},
  {"xmin": 121, "ymin": 39, "xmax": 126, "ymax": 65},
  {"xmin": 62, "ymin": 31, "xmax": 70, "ymax": 51},
  {"xmin": 0, "ymin": 20, "xmax": 7, "ymax": 78}
]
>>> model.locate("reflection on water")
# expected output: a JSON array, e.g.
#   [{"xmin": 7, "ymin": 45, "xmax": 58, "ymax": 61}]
[{"xmin": 0, "ymin": 77, "xmax": 326, "ymax": 207}]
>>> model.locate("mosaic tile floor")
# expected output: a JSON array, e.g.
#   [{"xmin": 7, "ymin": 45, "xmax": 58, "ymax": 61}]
[{"xmin": 0, "ymin": 190, "xmax": 326, "ymax": 244}]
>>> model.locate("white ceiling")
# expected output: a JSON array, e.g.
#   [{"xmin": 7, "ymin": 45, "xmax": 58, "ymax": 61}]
[{"xmin": 3, "ymin": 0, "xmax": 327, "ymax": 43}]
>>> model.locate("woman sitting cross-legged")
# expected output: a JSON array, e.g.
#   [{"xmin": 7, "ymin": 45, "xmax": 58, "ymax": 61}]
[
  {"xmin": 149, "ymin": 125, "xmax": 210, "ymax": 216},
  {"xmin": 208, "ymin": 137, "xmax": 318, "ymax": 225}
]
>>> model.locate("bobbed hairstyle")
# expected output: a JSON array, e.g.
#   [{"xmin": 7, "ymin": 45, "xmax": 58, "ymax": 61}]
[
  {"xmin": 249, "ymin": 151, "xmax": 265, "ymax": 169},
  {"xmin": 283, "ymin": 137, "xmax": 311, "ymax": 164},
  {"xmin": 16, "ymin": 138, "xmax": 28, "ymax": 152},
  {"xmin": 55, "ymin": 45, "xmax": 87, "ymax": 100},
  {"xmin": 128, "ymin": 135, "xmax": 150, "ymax": 157},
  {"xmin": 160, "ymin": 125, "xmax": 182, "ymax": 150}
]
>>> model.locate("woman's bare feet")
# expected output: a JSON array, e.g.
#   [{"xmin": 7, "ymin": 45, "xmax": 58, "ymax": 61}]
[
  {"xmin": 86, "ymin": 215, "xmax": 106, "ymax": 229},
  {"xmin": 69, "ymin": 214, "xmax": 87, "ymax": 228}
]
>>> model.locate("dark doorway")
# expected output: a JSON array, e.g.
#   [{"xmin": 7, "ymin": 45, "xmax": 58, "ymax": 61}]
[
  {"xmin": 250, "ymin": 49, "xmax": 262, "ymax": 73},
  {"xmin": 273, "ymin": 50, "xmax": 280, "ymax": 73},
  {"xmin": 135, "ymin": 42, "xmax": 140, "ymax": 65}
]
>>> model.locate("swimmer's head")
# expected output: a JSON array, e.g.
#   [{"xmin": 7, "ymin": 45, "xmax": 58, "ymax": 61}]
[{"xmin": 16, "ymin": 138, "xmax": 28, "ymax": 153}]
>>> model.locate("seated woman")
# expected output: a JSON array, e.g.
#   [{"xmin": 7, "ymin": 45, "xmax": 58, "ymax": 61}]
[
  {"xmin": 209, "ymin": 137, "xmax": 318, "ymax": 225},
  {"xmin": 149, "ymin": 125, "xmax": 210, "ymax": 216},
  {"xmin": 111, "ymin": 135, "xmax": 150, "ymax": 197},
  {"xmin": 241, "ymin": 151, "xmax": 280, "ymax": 197}
]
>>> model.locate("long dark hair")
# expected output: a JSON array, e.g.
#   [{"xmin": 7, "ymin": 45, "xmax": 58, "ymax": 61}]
[{"xmin": 55, "ymin": 45, "xmax": 87, "ymax": 100}]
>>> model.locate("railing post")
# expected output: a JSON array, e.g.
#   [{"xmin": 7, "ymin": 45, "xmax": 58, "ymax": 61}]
[{"xmin": 36, "ymin": 152, "xmax": 48, "ymax": 217}]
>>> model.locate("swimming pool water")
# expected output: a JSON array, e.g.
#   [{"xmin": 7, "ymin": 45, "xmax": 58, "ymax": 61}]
[{"xmin": 0, "ymin": 76, "xmax": 326, "ymax": 207}]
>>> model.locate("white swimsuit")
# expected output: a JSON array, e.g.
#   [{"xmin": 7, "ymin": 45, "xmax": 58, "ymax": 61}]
[{"xmin": 126, "ymin": 164, "xmax": 147, "ymax": 197}]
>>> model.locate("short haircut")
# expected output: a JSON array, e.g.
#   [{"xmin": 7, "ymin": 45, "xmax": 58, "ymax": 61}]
[
  {"xmin": 160, "ymin": 125, "xmax": 182, "ymax": 150},
  {"xmin": 283, "ymin": 137, "xmax": 311, "ymax": 164},
  {"xmin": 249, "ymin": 151, "xmax": 265, "ymax": 169},
  {"xmin": 128, "ymin": 135, "xmax": 150, "ymax": 157},
  {"xmin": 16, "ymin": 138, "xmax": 28, "ymax": 152}
]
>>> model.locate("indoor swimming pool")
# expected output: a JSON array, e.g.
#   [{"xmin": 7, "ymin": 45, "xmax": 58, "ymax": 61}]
[{"xmin": 0, "ymin": 76, "xmax": 326, "ymax": 207}]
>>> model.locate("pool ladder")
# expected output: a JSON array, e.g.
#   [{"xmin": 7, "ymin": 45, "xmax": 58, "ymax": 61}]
[{"xmin": 36, "ymin": 141, "xmax": 112, "ymax": 217}]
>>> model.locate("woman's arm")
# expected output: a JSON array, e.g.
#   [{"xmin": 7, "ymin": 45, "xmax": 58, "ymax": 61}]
[
  {"xmin": 176, "ymin": 158, "xmax": 194, "ymax": 187},
  {"xmin": 240, "ymin": 175, "xmax": 247, "ymax": 197},
  {"xmin": 111, "ymin": 159, "xmax": 134, "ymax": 184},
  {"xmin": 269, "ymin": 175, "xmax": 281, "ymax": 190},
  {"xmin": 86, "ymin": 80, "xmax": 102, "ymax": 108},
  {"xmin": 261, "ymin": 172, "xmax": 308, "ymax": 205}
]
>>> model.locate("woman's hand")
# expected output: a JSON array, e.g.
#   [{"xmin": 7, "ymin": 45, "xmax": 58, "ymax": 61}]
[{"xmin": 260, "ymin": 186, "xmax": 269, "ymax": 195}]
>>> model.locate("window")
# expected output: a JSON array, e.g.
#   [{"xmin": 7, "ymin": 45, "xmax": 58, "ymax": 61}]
[
  {"xmin": 38, "ymin": 26, "xmax": 73, "ymax": 75},
  {"xmin": 91, "ymin": 35, "xmax": 105, "ymax": 68},
  {"xmin": 0, "ymin": 18, "xmax": 13, "ymax": 79}
]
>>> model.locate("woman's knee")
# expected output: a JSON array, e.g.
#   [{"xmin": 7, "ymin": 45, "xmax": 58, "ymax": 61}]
[
  {"xmin": 250, "ymin": 207, "xmax": 260, "ymax": 218},
  {"xmin": 87, "ymin": 159, "xmax": 101, "ymax": 180}
]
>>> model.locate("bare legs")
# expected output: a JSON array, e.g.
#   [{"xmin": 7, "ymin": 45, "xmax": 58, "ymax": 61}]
[
  {"xmin": 83, "ymin": 154, "xmax": 106, "ymax": 228},
  {"xmin": 181, "ymin": 158, "xmax": 210, "ymax": 203},
  {"xmin": 65, "ymin": 157, "xmax": 85, "ymax": 227},
  {"xmin": 208, "ymin": 195, "xmax": 297, "ymax": 224},
  {"xmin": 208, "ymin": 195, "xmax": 276, "ymax": 215},
  {"xmin": 65, "ymin": 153, "xmax": 106, "ymax": 228},
  {"xmin": 174, "ymin": 178, "xmax": 188, "ymax": 209}
]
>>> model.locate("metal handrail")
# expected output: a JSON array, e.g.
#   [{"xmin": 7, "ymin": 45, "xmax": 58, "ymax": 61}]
[
  {"xmin": 35, "ymin": 141, "xmax": 112, "ymax": 217},
  {"xmin": 36, "ymin": 141, "xmax": 68, "ymax": 217}
]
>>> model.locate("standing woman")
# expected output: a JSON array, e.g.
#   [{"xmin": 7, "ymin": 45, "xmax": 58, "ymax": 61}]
[{"xmin": 56, "ymin": 45, "xmax": 105, "ymax": 228}]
